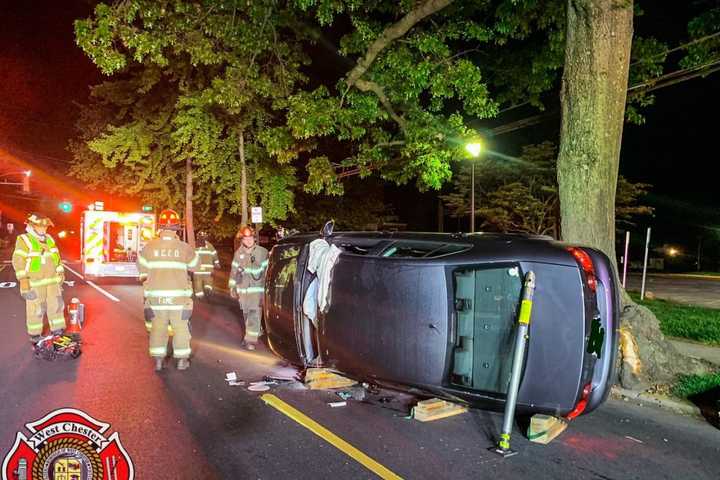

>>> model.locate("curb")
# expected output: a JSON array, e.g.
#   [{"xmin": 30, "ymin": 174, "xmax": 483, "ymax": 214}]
[
  {"xmin": 653, "ymin": 273, "xmax": 720, "ymax": 281},
  {"xmin": 611, "ymin": 386, "xmax": 702, "ymax": 418}
]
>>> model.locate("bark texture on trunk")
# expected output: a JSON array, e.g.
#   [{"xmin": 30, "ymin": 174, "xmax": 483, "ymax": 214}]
[
  {"xmin": 558, "ymin": 0, "xmax": 711, "ymax": 388},
  {"xmin": 557, "ymin": 0, "xmax": 632, "ymax": 264},
  {"xmin": 185, "ymin": 156, "xmax": 195, "ymax": 249}
]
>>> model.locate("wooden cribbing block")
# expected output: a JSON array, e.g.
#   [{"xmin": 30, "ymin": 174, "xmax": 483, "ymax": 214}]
[
  {"xmin": 413, "ymin": 398, "xmax": 468, "ymax": 422},
  {"xmin": 304, "ymin": 368, "xmax": 357, "ymax": 390},
  {"xmin": 527, "ymin": 414, "xmax": 568, "ymax": 444}
]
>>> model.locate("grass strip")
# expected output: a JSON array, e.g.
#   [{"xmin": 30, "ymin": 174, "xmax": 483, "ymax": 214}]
[
  {"xmin": 629, "ymin": 292, "xmax": 720, "ymax": 345},
  {"xmin": 672, "ymin": 373, "xmax": 720, "ymax": 398}
]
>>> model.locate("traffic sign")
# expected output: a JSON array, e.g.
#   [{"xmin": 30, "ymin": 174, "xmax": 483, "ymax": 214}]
[{"xmin": 251, "ymin": 206, "xmax": 263, "ymax": 223}]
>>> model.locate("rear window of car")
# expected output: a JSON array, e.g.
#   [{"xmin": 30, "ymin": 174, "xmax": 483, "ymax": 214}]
[
  {"xmin": 379, "ymin": 241, "xmax": 470, "ymax": 258},
  {"xmin": 451, "ymin": 265, "xmax": 523, "ymax": 395}
]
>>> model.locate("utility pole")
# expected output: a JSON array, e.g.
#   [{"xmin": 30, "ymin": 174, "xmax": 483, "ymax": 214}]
[
  {"xmin": 640, "ymin": 227, "xmax": 651, "ymax": 300},
  {"xmin": 470, "ymin": 162, "xmax": 475, "ymax": 233},
  {"xmin": 622, "ymin": 231, "xmax": 630, "ymax": 288},
  {"xmin": 437, "ymin": 197, "xmax": 444, "ymax": 233},
  {"xmin": 239, "ymin": 129, "xmax": 248, "ymax": 226}
]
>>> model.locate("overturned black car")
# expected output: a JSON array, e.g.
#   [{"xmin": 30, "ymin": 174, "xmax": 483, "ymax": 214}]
[{"xmin": 263, "ymin": 230, "xmax": 619, "ymax": 419}]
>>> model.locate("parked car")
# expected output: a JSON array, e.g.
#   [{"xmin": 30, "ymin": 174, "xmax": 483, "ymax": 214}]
[{"xmin": 263, "ymin": 231, "xmax": 619, "ymax": 418}]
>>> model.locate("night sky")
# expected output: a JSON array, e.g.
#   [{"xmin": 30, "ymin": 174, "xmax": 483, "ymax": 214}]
[{"xmin": 1, "ymin": 0, "xmax": 718, "ymax": 266}]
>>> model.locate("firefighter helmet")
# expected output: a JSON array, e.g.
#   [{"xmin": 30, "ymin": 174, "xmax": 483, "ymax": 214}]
[
  {"xmin": 26, "ymin": 212, "xmax": 54, "ymax": 228},
  {"xmin": 158, "ymin": 209, "xmax": 182, "ymax": 230},
  {"xmin": 239, "ymin": 225, "xmax": 254, "ymax": 237}
]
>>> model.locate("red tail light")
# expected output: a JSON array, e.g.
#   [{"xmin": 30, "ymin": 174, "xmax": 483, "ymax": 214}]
[
  {"xmin": 566, "ymin": 382, "xmax": 592, "ymax": 420},
  {"xmin": 567, "ymin": 247, "xmax": 597, "ymax": 292}
]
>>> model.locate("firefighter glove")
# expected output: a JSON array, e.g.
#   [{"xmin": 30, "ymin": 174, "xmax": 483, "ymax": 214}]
[
  {"xmin": 20, "ymin": 279, "xmax": 37, "ymax": 300},
  {"xmin": 230, "ymin": 287, "xmax": 238, "ymax": 299}
]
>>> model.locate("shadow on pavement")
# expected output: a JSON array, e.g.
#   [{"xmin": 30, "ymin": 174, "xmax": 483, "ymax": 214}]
[{"xmin": 689, "ymin": 386, "xmax": 720, "ymax": 429}]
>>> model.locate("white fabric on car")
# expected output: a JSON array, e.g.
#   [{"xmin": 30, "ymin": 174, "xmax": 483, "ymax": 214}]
[{"xmin": 306, "ymin": 238, "xmax": 342, "ymax": 313}]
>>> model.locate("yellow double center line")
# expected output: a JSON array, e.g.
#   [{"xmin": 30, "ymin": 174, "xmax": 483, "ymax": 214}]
[{"xmin": 261, "ymin": 394, "xmax": 403, "ymax": 480}]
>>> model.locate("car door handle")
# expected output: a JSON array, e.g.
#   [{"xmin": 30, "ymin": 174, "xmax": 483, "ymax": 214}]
[{"xmin": 449, "ymin": 312, "xmax": 457, "ymax": 343}]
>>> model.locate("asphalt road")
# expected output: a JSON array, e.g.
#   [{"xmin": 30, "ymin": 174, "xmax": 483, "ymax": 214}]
[
  {"xmin": 1, "ymin": 258, "xmax": 719, "ymax": 479},
  {"xmin": 626, "ymin": 273, "xmax": 720, "ymax": 308}
]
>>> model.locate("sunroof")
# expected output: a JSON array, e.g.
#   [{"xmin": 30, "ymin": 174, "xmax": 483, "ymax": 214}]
[{"xmin": 380, "ymin": 241, "xmax": 470, "ymax": 258}]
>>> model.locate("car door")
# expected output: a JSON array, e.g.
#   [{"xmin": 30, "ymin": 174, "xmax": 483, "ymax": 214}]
[
  {"xmin": 264, "ymin": 242, "xmax": 303, "ymax": 364},
  {"xmin": 321, "ymin": 251, "xmax": 452, "ymax": 387}
]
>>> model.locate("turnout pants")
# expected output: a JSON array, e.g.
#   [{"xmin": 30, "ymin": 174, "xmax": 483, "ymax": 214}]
[
  {"xmin": 25, "ymin": 283, "xmax": 65, "ymax": 336},
  {"xmin": 241, "ymin": 309, "xmax": 261, "ymax": 342},
  {"xmin": 192, "ymin": 273, "xmax": 213, "ymax": 298},
  {"xmin": 237, "ymin": 288, "xmax": 263, "ymax": 342},
  {"xmin": 148, "ymin": 307, "xmax": 192, "ymax": 359}
]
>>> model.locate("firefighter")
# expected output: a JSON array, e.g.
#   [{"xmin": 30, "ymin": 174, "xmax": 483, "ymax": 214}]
[
  {"xmin": 12, "ymin": 213, "xmax": 66, "ymax": 344},
  {"xmin": 193, "ymin": 231, "xmax": 220, "ymax": 300},
  {"xmin": 137, "ymin": 209, "xmax": 199, "ymax": 371},
  {"xmin": 229, "ymin": 225, "xmax": 268, "ymax": 350}
]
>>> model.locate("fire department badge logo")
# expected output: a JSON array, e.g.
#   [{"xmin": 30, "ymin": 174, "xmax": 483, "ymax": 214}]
[{"xmin": 2, "ymin": 408, "xmax": 134, "ymax": 480}]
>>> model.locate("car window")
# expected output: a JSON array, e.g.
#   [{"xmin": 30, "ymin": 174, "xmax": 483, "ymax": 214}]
[
  {"xmin": 269, "ymin": 245, "xmax": 299, "ymax": 310},
  {"xmin": 335, "ymin": 241, "xmax": 383, "ymax": 256},
  {"xmin": 380, "ymin": 241, "xmax": 470, "ymax": 258},
  {"xmin": 451, "ymin": 265, "xmax": 522, "ymax": 395}
]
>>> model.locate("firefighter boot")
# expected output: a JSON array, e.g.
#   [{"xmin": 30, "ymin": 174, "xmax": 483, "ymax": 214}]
[
  {"xmin": 154, "ymin": 357, "xmax": 164, "ymax": 371},
  {"xmin": 176, "ymin": 358, "xmax": 190, "ymax": 370}
]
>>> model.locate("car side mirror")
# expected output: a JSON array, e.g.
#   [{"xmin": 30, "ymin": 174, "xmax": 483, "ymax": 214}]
[{"xmin": 321, "ymin": 220, "xmax": 335, "ymax": 238}]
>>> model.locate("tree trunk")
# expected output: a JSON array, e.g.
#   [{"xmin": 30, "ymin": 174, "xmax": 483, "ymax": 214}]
[
  {"xmin": 239, "ymin": 128, "xmax": 248, "ymax": 226},
  {"xmin": 557, "ymin": 0, "xmax": 710, "ymax": 388},
  {"xmin": 557, "ymin": 0, "xmax": 632, "ymax": 264},
  {"xmin": 185, "ymin": 156, "xmax": 195, "ymax": 249}
]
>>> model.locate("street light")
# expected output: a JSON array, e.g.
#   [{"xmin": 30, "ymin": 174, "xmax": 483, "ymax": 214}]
[
  {"xmin": 465, "ymin": 142, "xmax": 483, "ymax": 158},
  {"xmin": 465, "ymin": 140, "xmax": 483, "ymax": 233}
]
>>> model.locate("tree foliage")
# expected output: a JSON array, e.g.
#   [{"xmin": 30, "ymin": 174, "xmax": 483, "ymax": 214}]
[
  {"xmin": 70, "ymin": 0, "xmax": 718, "ymax": 238},
  {"xmin": 71, "ymin": 0, "xmax": 308, "ymax": 229},
  {"xmin": 287, "ymin": 0, "xmax": 573, "ymax": 194},
  {"xmin": 287, "ymin": 178, "xmax": 391, "ymax": 232},
  {"xmin": 442, "ymin": 142, "xmax": 652, "ymax": 237}
]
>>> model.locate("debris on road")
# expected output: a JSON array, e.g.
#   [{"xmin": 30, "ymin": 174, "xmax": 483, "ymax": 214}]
[
  {"xmin": 224, "ymin": 371, "xmax": 245, "ymax": 386},
  {"xmin": 304, "ymin": 368, "xmax": 356, "ymax": 390},
  {"xmin": 412, "ymin": 398, "xmax": 467, "ymax": 422},
  {"xmin": 625, "ymin": 435, "xmax": 644, "ymax": 444},
  {"xmin": 248, "ymin": 383, "xmax": 271, "ymax": 392},
  {"xmin": 527, "ymin": 415, "xmax": 568, "ymax": 444},
  {"xmin": 337, "ymin": 386, "xmax": 367, "ymax": 402},
  {"xmin": 268, "ymin": 365, "xmax": 301, "ymax": 380},
  {"xmin": 328, "ymin": 401, "xmax": 347, "ymax": 408}
]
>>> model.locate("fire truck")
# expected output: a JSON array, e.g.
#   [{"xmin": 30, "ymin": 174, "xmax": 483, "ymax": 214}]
[{"xmin": 80, "ymin": 207, "xmax": 156, "ymax": 279}]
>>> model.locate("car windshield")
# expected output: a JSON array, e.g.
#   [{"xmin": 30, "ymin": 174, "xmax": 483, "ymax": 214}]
[{"xmin": 451, "ymin": 265, "xmax": 523, "ymax": 394}]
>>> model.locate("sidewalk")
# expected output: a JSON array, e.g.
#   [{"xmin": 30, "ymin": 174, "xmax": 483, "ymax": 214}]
[
  {"xmin": 670, "ymin": 338, "xmax": 720, "ymax": 366},
  {"xmin": 610, "ymin": 338, "xmax": 719, "ymax": 419},
  {"xmin": 654, "ymin": 273, "xmax": 720, "ymax": 281}
]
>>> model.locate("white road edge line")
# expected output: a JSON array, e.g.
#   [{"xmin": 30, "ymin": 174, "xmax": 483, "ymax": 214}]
[
  {"xmin": 87, "ymin": 281, "xmax": 121, "ymax": 302},
  {"xmin": 63, "ymin": 263, "xmax": 84, "ymax": 280},
  {"xmin": 64, "ymin": 263, "xmax": 120, "ymax": 303}
]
